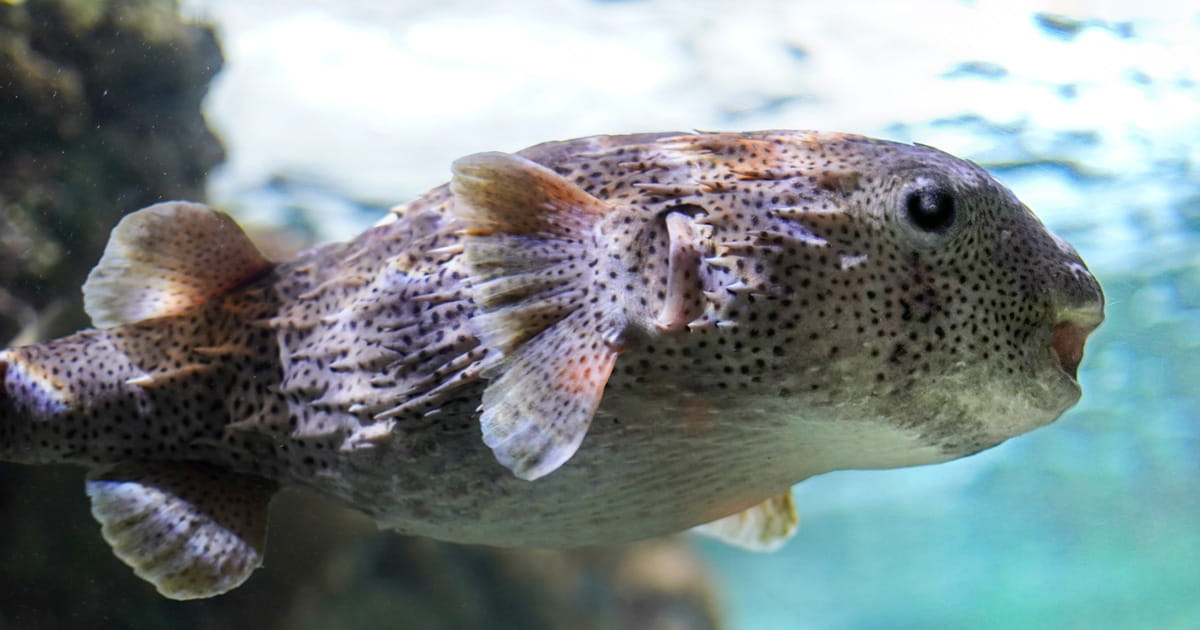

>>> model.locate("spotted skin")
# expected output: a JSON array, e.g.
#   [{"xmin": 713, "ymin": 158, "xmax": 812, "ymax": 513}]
[{"xmin": 0, "ymin": 131, "xmax": 1103, "ymax": 594}]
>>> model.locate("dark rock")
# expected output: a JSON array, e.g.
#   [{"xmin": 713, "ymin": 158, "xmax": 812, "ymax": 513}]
[{"xmin": 0, "ymin": 0, "xmax": 224, "ymax": 343}]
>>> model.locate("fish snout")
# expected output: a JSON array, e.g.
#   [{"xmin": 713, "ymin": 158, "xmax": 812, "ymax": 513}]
[{"xmin": 1041, "ymin": 243, "xmax": 1104, "ymax": 381}]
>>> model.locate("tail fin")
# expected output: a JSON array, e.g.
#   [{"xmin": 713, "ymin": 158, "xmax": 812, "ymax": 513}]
[
  {"xmin": 0, "ymin": 344, "xmax": 76, "ymax": 463},
  {"xmin": 0, "ymin": 353, "xmax": 9, "ymax": 450}
]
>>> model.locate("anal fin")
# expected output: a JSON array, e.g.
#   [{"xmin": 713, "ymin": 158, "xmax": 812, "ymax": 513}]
[
  {"xmin": 692, "ymin": 492, "xmax": 798, "ymax": 551},
  {"xmin": 86, "ymin": 461, "xmax": 277, "ymax": 599}
]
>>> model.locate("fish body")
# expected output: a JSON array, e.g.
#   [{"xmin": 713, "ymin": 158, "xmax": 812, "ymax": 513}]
[{"xmin": 0, "ymin": 131, "xmax": 1103, "ymax": 598}]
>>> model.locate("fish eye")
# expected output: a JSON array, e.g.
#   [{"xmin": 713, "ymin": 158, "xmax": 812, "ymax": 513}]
[{"xmin": 904, "ymin": 186, "xmax": 956, "ymax": 234}]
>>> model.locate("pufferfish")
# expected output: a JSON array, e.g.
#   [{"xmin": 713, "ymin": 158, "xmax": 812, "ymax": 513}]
[{"xmin": 0, "ymin": 131, "xmax": 1103, "ymax": 599}]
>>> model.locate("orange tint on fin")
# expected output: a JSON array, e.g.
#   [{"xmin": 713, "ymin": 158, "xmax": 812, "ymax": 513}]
[
  {"xmin": 476, "ymin": 317, "xmax": 620, "ymax": 480},
  {"xmin": 83, "ymin": 201, "xmax": 272, "ymax": 328},
  {"xmin": 86, "ymin": 461, "xmax": 276, "ymax": 600},
  {"xmin": 451, "ymin": 151, "xmax": 608, "ymax": 241},
  {"xmin": 451, "ymin": 152, "xmax": 626, "ymax": 480}
]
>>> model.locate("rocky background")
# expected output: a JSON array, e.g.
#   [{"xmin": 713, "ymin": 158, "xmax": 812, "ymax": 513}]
[
  {"xmin": 0, "ymin": 0, "xmax": 222, "ymax": 344},
  {"xmin": 0, "ymin": 2, "xmax": 721, "ymax": 629}
]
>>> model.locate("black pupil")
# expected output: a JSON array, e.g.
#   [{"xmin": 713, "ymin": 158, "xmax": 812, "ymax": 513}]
[{"xmin": 905, "ymin": 188, "xmax": 956, "ymax": 233}]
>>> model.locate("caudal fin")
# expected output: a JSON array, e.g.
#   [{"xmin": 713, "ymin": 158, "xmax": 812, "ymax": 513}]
[
  {"xmin": 0, "ymin": 347, "xmax": 72, "ymax": 462},
  {"xmin": 0, "ymin": 354, "xmax": 9, "ymax": 448}
]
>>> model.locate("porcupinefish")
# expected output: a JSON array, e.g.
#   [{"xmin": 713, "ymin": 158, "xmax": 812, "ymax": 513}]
[{"xmin": 0, "ymin": 131, "xmax": 1103, "ymax": 599}]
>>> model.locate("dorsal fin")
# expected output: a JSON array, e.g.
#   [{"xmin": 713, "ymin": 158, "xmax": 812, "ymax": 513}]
[
  {"xmin": 83, "ymin": 201, "xmax": 271, "ymax": 328},
  {"xmin": 451, "ymin": 152, "xmax": 629, "ymax": 481},
  {"xmin": 692, "ymin": 492, "xmax": 799, "ymax": 551}
]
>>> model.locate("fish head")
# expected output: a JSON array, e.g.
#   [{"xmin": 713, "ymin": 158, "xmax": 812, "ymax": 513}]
[
  {"xmin": 657, "ymin": 132, "xmax": 1105, "ymax": 456},
  {"xmin": 822, "ymin": 134, "xmax": 1101, "ymax": 451}
]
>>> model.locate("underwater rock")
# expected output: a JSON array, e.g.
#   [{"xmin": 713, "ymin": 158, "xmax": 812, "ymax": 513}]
[
  {"xmin": 0, "ymin": 479, "xmax": 721, "ymax": 629},
  {"xmin": 271, "ymin": 493, "xmax": 721, "ymax": 630},
  {"xmin": 0, "ymin": 0, "xmax": 224, "ymax": 344}
]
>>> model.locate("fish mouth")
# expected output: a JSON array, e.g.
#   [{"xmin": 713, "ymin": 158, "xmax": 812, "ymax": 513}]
[{"xmin": 1048, "ymin": 307, "xmax": 1103, "ymax": 381}]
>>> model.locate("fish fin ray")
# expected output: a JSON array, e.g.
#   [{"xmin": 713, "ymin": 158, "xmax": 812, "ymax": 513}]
[
  {"xmin": 451, "ymin": 151, "xmax": 626, "ymax": 480},
  {"xmin": 479, "ymin": 315, "xmax": 620, "ymax": 480},
  {"xmin": 86, "ymin": 461, "xmax": 276, "ymax": 600},
  {"xmin": 83, "ymin": 201, "xmax": 272, "ymax": 328},
  {"xmin": 692, "ymin": 491, "xmax": 798, "ymax": 551}
]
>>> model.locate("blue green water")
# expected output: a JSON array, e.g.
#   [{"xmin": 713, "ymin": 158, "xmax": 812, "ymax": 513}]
[{"xmin": 699, "ymin": 37, "xmax": 1200, "ymax": 630}]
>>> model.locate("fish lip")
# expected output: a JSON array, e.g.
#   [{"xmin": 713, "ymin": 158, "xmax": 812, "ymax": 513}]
[{"xmin": 1048, "ymin": 306, "xmax": 1104, "ymax": 381}]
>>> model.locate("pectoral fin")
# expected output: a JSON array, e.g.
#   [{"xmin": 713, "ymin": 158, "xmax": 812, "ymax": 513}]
[
  {"xmin": 693, "ymin": 492, "xmax": 798, "ymax": 551},
  {"xmin": 451, "ymin": 152, "xmax": 628, "ymax": 481},
  {"xmin": 83, "ymin": 201, "xmax": 272, "ymax": 328},
  {"xmin": 86, "ymin": 461, "xmax": 277, "ymax": 599}
]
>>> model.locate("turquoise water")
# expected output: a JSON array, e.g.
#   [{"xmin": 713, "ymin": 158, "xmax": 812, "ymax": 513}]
[
  {"xmin": 697, "ymin": 22, "xmax": 1200, "ymax": 629},
  {"xmin": 2, "ymin": 1, "xmax": 1196, "ymax": 628}
]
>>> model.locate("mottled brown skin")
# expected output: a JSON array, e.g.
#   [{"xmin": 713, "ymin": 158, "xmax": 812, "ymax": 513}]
[{"xmin": 0, "ymin": 131, "xmax": 1103, "ymax": 548}]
